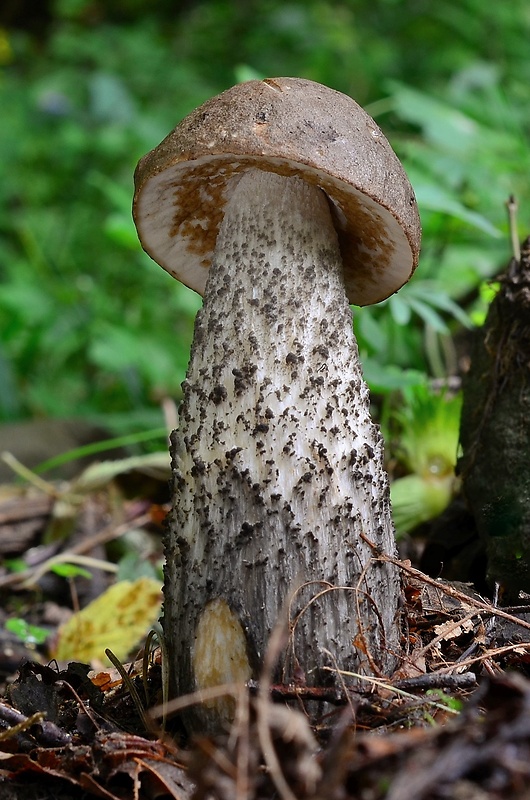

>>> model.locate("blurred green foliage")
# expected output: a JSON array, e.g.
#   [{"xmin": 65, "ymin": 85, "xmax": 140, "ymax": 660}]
[
  {"xmin": 389, "ymin": 386, "xmax": 462, "ymax": 536},
  {"xmin": 1, "ymin": 0, "xmax": 529, "ymax": 423}
]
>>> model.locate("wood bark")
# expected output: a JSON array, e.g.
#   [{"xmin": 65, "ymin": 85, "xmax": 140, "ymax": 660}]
[
  {"xmin": 459, "ymin": 236, "xmax": 530, "ymax": 598},
  {"xmin": 164, "ymin": 170, "xmax": 402, "ymax": 731}
]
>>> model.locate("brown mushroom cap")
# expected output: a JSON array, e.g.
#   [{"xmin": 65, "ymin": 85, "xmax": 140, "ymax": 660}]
[{"xmin": 133, "ymin": 77, "xmax": 421, "ymax": 306}]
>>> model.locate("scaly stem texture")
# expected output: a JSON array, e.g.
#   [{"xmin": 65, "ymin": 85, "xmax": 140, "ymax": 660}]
[{"xmin": 164, "ymin": 169, "xmax": 401, "ymax": 730}]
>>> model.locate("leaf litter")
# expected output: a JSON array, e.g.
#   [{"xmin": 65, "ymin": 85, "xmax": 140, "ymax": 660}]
[{"xmin": 2, "ymin": 453, "xmax": 530, "ymax": 797}]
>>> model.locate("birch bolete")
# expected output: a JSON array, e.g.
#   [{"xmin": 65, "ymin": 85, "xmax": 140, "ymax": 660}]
[{"xmin": 133, "ymin": 78, "xmax": 421, "ymax": 731}]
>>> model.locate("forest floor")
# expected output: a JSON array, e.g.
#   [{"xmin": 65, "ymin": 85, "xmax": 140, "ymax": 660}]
[{"xmin": 1, "ymin": 452, "xmax": 530, "ymax": 799}]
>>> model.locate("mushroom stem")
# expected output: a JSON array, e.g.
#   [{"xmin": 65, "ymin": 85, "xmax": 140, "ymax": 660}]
[{"xmin": 164, "ymin": 168, "xmax": 401, "ymax": 731}]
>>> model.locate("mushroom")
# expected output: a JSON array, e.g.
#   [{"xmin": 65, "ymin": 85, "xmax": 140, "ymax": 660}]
[{"xmin": 133, "ymin": 77, "xmax": 421, "ymax": 731}]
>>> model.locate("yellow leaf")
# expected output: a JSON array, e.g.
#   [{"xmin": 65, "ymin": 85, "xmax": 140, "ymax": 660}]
[{"xmin": 52, "ymin": 577, "xmax": 162, "ymax": 665}]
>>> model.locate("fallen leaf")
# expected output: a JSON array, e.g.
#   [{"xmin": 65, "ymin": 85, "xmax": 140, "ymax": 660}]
[
  {"xmin": 433, "ymin": 617, "xmax": 474, "ymax": 641},
  {"xmin": 52, "ymin": 577, "xmax": 162, "ymax": 664}
]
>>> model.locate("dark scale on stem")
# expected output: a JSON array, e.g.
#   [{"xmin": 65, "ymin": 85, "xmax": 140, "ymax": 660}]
[{"xmin": 210, "ymin": 384, "xmax": 227, "ymax": 404}]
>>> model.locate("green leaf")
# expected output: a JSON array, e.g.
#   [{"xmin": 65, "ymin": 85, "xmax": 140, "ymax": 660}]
[
  {"xmin": 72, "ymin": 451, "xmax": 170, "ymax": 493},
  {"xmin": 51, "ymin": 563, "xmax": 93, "ymax": 579},
  {"xmin": 34, "ymin": 427, "xmax": 168, "ymax": 476},
  {"xmin": 354, "ymin": 308, "xmax": 388, "ymax": 354},
  {"xmin": 417, "ymin": 288, "xmax": 472, "ymax": 328},
  {"xmin": 393, "ymin": 384, "xmax": 462, "ymax": 476},
  {"xmin": 406, "ymin": 297, "xmax": 449, "ymax": 333},
  {"xmin": 234, "ymin": 64, "xmax": 265, "ymax": 83},
  {"xmin": 117, "ymin": 551, "xmax": 160, "ymax": 583},
  {"xmin": 4, "ymin": 558, "xmax": 26, "ymax": 574},
  {"xmin": 362, "ymin": 360, "xmax": 427, "ymax": 393},
  {"xmin": 425, "ymin": 689, "xmax": 463, "ymax": 713},
  {"xmin": 5, "ymin": 618, "xmax": 49, "ymax": 646},
  {"xmin": 388, "ymin": 294, "xmax": 411, "ymax": 326},
  {"xmin": 388, "ymin": 82, "xmax": 479, "ymax": 154},
  {"xmin": 391, "ymin": 474, "xmax": 454, "ymax": 536},
  {"xmin": 104, "ymin": 213, "xmax": 140, "ymax": 249},
  {"xmin": 414, "ymin": 183, "xmax": 501, "ymax": 238},
  {"xmin": 88, "ymin": 72, "xmax": 136, "ymax": 124}
]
